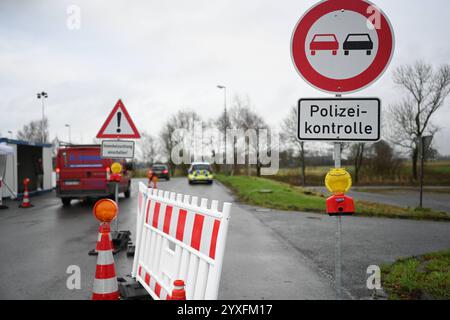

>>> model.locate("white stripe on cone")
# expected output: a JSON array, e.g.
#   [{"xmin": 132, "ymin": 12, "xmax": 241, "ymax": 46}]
[
  {"xmin": 93, "ymin": 277, "xmax": 118, "ymax": 294},
  {"xmin": 97, "ymin": 250, "xmax": 115, "ymax": 265}
]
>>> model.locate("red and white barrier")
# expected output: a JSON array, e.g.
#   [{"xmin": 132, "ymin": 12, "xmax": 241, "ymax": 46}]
[{"xmin": 132, "ymin": 182, "xmax": 231, "ymax": 300}]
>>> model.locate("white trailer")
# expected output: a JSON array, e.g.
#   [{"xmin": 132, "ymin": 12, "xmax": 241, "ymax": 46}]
[{"xmin": 0, "ymin": 138, "xmax": 53, "ymax": 198}]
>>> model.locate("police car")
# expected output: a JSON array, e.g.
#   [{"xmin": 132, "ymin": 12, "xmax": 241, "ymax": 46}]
[{"xmin": 187, "ymin": 162, "xmax": 214, "ymax": 185}]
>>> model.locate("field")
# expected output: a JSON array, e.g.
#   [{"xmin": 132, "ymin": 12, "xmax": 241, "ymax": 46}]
[
  {"xmin": 270, "ymin": 160, "xmax": 450, "ymax": 187},
  {"xmin": 216, "ymin": 175, "xmax": 450, "ymax": 221}
]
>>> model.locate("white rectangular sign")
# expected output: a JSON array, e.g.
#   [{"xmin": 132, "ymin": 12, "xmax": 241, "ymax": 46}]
[
  {"xmin": 297, "ymin": 98, "xmax": 381, "ymax": 142},
  {"xmin": 101, "ymin": 140, "xmax": 135, "ymax": 158}
]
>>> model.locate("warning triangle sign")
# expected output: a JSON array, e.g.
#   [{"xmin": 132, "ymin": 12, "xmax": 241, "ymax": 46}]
[{"xmin": 96, "ymin": 99, "xmax": 141, "ymax": 139}]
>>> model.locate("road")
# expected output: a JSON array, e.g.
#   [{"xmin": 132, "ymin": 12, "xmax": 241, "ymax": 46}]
[
  {"xmin": 308, "ymin": 186, "xmax": 450, "ymax": 214},
  {"xmin": 0, "ymin": 178, "xmax": 449, "ymax": 300}
]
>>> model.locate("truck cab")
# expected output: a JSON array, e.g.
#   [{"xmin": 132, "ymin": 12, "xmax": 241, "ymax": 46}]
[{"xmin": 55, "ymin": 145, "xmax": 132, "ymax": 206}]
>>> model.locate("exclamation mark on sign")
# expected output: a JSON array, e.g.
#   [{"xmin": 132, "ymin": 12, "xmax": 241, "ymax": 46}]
[{"xmin": 116, "ymin": 112, "xmax": 122, "ymax": 133}]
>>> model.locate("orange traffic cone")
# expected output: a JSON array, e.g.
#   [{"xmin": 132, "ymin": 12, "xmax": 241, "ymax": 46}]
[
  {"xmin": 19, "ymin": 178, "xmax": 33, "ymax": 208},
  {"xmin": 171, "ymin": 280, "xmax": 186, "ymax": 300},
  {"xmin": 147, "ymin": 170, "xmax": 158, "ymax": 189},
  {"xmin": 92, "ymin": 222, "xmax": 119, "ymax": 300}
]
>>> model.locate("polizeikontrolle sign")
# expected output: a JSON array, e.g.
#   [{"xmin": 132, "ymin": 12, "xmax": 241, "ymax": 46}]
[{"xmin": 297, "ymin": 98, "xmax": 381, "ymax": 141}]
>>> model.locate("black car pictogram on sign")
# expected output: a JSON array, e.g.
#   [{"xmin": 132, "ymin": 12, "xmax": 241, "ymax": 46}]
[{"xmin": 343, "ymin": 34, "xmax": 373, "ymax": 56}]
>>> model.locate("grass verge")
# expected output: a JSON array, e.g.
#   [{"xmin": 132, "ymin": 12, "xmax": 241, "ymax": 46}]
[
  {"xmin": 381, "ymin": 250, "xmax": 450, "ymax": 300},
  {"xmin": 216, "ymin": 175, "xmax": 450, "ymax": 221}
]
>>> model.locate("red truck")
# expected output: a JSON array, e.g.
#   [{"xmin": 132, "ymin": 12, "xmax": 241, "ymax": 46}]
[{"xmin": 55, "ymin": 145, "xmax": 132, "ymax": 206}]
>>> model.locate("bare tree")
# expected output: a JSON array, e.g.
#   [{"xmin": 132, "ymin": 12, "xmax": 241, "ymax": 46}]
[
  {"xmin": 281, "ymin": 106, "xmax": 306, "ymax": 187},
  {"xmin": 215, "ymin": 102, "xmax": 231, "ymax": 174},
  {"xmin": 51, "ymin": 136, "xmax": 61, "ymax": 157},
  {"xmin": 17, "ymin": 118, "xmax": 49, "ymax": 143},
  {"xmin": 139, "ymin": 131, "xmax": 158, "ymax": 165},
  {"xmin": 366, "ymin": 140, "xmax": 402, "ymax": 177},
  {"xmin": 228, "ymin": 95, "xmax": 268, "ymax": 176},
  {"xmin": 159, "ymin": 109, "xmax": 202, "ymax": 174},
  {"xmin": 388, "ymin": 61, "xmax": 450, "ymax": 180},
  {"xmin": 349, "ymin": 143, "xmax": 365, "ymax": 184}
]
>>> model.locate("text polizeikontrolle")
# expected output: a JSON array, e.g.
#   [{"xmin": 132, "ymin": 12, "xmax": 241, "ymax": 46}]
[{"xmin": 297, "ymin": 98, "xmax": 381, "ymax": 142}]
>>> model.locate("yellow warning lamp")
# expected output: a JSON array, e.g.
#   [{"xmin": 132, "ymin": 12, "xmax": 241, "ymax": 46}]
[
  {"xmin": 110, "ymin": 162, "xmax": 122, "ymax": 174},
  {"xmin": 325, "ymin": 168, "xmax": 352, "ymax": 195},
  {"xmin": 93, "ymin": 199, "xmax": 118, "ymax": 223}
]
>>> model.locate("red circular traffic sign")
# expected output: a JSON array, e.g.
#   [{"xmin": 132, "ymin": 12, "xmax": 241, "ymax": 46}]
[{"xmin": 291, "ymin": 0, "xmax": 395, "ymax": 94}]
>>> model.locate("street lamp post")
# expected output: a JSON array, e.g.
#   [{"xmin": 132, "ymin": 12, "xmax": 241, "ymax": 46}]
[
  {"xmin": 37, "ymin": 91, "xmax": 48, "ymax": 143},
  {"xmin": 65, "ymin": 124, "xmax": 71, "ymax": 144},
  {"xmin": 217, "ymin": 85, "xmax": 227, "ymax": 173}
]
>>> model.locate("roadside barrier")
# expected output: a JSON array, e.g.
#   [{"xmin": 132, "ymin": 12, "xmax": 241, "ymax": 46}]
[
  {"xmin": 92, "ymin": 199, "xmax": 120, "ymax": 300},
  {"xmin": 132, "ymin": 182, "xmax": 231, "ymax": 300},
  {"xmin": 19, "ymin": 178, "xmax": 33, "ymax": 208}
]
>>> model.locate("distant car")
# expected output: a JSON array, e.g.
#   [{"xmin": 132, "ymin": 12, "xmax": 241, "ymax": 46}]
[
  {"xmin": 188, "ymin": 162, "xmax": 214, "ymax": 185},
  {"xmin": 343, "ymin": 33, "xmax": 373, "ymax": 55},
  {"xmin": 151, "ymin": 164, "xmax": 170, "ymax": 180},
  {"xmin": 310, "ymin": 34, "xmax": 339, "ymax": 56}
]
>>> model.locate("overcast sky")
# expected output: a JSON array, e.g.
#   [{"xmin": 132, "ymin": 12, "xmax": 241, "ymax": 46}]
[{"xmin": 1, "ymin": 0, "xmax": 450, "ymax": 155}]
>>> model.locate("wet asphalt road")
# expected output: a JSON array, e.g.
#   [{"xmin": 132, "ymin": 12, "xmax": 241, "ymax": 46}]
[{"xmin": 1, "ymin": 178, "xmax": 449, "ymax": 300}]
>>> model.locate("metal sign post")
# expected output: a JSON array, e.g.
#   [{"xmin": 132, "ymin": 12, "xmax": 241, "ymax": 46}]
[
  {"xmin": 91, "ymin": 99, "xmax": 140, "ymax": 256},
  {"xmin": 333, "ymin": 142, "xmax": 342, "ymax": 300},
  {"xmin": 115, "ymin": 181, "xmax": 119, "ymax": 234}
]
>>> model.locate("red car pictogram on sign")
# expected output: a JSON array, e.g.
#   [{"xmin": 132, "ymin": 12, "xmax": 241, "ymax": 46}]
[{"xmin": 310, "ymin": 34, "xmax": 339, "ymax": 56}]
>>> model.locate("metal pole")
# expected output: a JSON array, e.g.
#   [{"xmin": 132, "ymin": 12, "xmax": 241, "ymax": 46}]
[
  {"xmin": 224, "ymin": 87, "xmax": 227, "ymax": 173},
  {"xmin": 42, "ymin": 98, "xmax": 45, "ymax": 143},
  {"xmin": 419, "ymin": 137, "xmax": 425, "ymax": 208},
  {"xmin": 115, "ymin": 182, "xmax": 119, "ymax": 233},
  {"xmin": 334, "ymin": 142, "xmax": 342, "ymax": 300}
]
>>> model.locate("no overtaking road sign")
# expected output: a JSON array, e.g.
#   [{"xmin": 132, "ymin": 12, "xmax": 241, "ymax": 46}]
[
  {"xmin": 291, "ymin": 0, "xmax": 395, "ymax": 94},
  {"xmin": 297, "ymin": 98, "xmax": 381, "ymax": 142}
]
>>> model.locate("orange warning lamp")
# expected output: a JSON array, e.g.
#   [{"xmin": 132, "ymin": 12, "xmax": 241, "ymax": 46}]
[
  {"xmin": 93, "ymin": 199, "xmax": 118, "ymax": 223},
  {"xmin": 325, "ymin": 168, "xmax": 355, "ymax": 216},
  {"xmin": 109, "ymin": 162, "xmax": 122, "ymax": 182},
  {"xmin": 326, "ymin": 194, "xmax": 355, "ymax": 216},
  {"xmin": 325, "ymin": 168, "xmax": 352, "ymax": 195}
]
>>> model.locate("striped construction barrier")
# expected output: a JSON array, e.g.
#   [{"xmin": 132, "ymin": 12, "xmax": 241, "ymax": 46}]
[
  {"xmin": 131, "ymin": 182, "xmax": 231, "ymax": 300},
  {"xmin": 92, "ymin": 223, "xmax": 119, "ymax": 300}
]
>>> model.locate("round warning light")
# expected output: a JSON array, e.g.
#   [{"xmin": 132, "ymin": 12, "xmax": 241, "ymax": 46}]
[
  {"xmin": 325, "ymin": 168, "xmax": 352, "ymax": 195},
  {"xmin": 111, "ymin": 162, "xmax": 122, "ymax": 174},
  {"xmin": 93, "ymin": 199, "xmax": 118, "ymax": 223}
]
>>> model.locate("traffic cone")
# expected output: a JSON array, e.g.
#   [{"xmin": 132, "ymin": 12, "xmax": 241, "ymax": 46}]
[
  {"xmin": 92, "ymin": 223, "xmax": 119, "ymax": 300},
  {"xmin": 170, "ymin": 280, "xmax": 186, "ymax": 300},
  {"xmin": 19, "ymin": 178, "xmax": 33, "ymax": 208}
]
